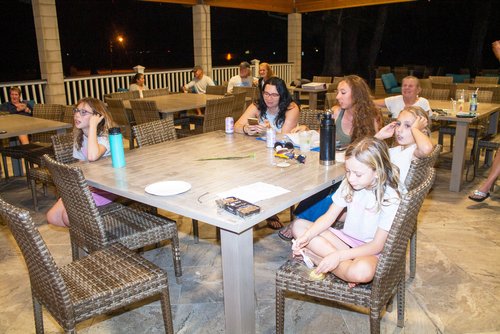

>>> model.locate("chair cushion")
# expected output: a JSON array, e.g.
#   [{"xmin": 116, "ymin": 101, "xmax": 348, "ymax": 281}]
[
  {"xmin": 388, "ymin": 87, "xmax": 402, "ymax": 94},
  {"xmin": 381, "ymin": 73, "xmax": 399, "ymax": 93}
]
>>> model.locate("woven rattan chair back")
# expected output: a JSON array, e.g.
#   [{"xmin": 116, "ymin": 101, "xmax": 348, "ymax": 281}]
[
  {"xmin": 429, "ymin": 76, "xmax": 453, "ymax": 84},
  {"xmin": 106, "ymin": 97, "xmax": 136, "ymax": 148},
  {"xmin": 233, "ymin": 86, "xmax": 258, "ymax": 102},
  {"xmin": 455, "ymin": 89, "xmax": 493, "ymax": 103},
  {"xmin": 133, "ymin": 117, "xmax": 177, "ymax": 147},
  {"xmin": 130, "ymin": 99, "xmax": 161, "ymax": 125},
  {"xmin": 325, "ymin": 92, "xmax": 337, "ymax": 110},
  {"xmin": 312, "ymin": 76, "xmax": 332, "ymax": 83},
  {"xmin": 474, "ymin": 76, "xmax": 498, "ymax": 84},
  {"xmin": 0, "ymin": 196, "xmax": 175, "ymax": 334},
  {"xmin": 43, "ymin": 155, "xmax": 108, "ymax": 254},
  {"xmin": 468, "ymin": 84, "xmax": 500, "ymax": 103},
  {"xmin": 109, "ymin": 90, "xmax": 140, "ymax": 101},
  {"xmin": 51, "ymin": 133, "xmax": 77, "ymax": 164},
  {"xmin": 231, "ymin": 92, "xmax": 247, "ymax": 121},
  {"xmin": 275, "ymin": 169, "xmax": 435, "ymax": 334},
  {"xmin": 421, "ymin": 88, "xmax": 449, "ymax": 100},
  {"xmin": 142, "ymin": 88, "xmax": 170, "ymax": 98},
  {"xmin": 299, "ymin": 109, "xmax": 322, "ymax": 130},
  {"xmin": 62, "ymin": 105, "xmax": 75, "ymax": 124},
  {"xmin": 206, "ymin": 85, "xmax": 227, "ymax": 95},
  {"xmin": 203, "ymin": 95, "xmax": 235, "ymax": 133},
  {"xmin": 31, "ymin": 104, "xmax": 64, "ymax": 143}
]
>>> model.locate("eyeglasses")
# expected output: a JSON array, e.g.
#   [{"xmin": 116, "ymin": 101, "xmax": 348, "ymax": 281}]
[
  {"xmin": 73, "ymin": 108, "xmax": 96, "ymax": 117},
  {"xmin": 263, "ymin": 92, "xmax": 280, "ymax": 99}
]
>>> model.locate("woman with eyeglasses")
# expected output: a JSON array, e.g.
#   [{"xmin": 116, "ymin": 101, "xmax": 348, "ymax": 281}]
[
  {"xmin": 46, "ymin": 97, "xmax": 116, "ymax": 227},
  {"xmin": 234, "ymin": 77, "xmax": 299, "ymax": 230},
  {"xmin": 235, "ymin": 76, "xmax": 299, "ymax": 136}
]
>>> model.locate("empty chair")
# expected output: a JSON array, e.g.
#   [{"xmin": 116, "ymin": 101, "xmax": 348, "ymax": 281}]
[
  {"xmin": 431, "ymin": 82, "xmax": 456, "ymax": 100},
  {"xmin": 130, "ymin": 99, "xmax": 161, "ymax": 125},
  {"xmin": 374, "ymin": 78, "xmax": 386, "ymax": 96},
  {"xmin": 474, "ymin": 76, "xmax": 499, "ymax": 84},
  {"xmin": 106, "ymin": 97, "xmax": 136, "ymax": 148},
  {"xmin": 43, "ymin": 154, "xmax": 182, "ymax": 283},
  {"xmin": 312, "ymin": 76, "xmax": 332, "ymax": 83},
  {"xmin": 394, "ymin": 66, "xmax": 409, "ymax": 83},
  {"xmin": 324, "ymin": 92, "xmax": 337, "ymax": 110},
  {"xmin": 108, "ymin": 90, "xmax": 140, "ymax": 101},
  {"xmin": 298, "ymin": 109, "xmax": 322, "ymax": 130},
  {"xmin": 231, "ymin": 91, "xmax": 247, "ymax": 121},
  {"xmin": 132, "ymin": 117, "xmax": 177, "ymax": 147},
  {"xmin": 446, "ymin": 73, "xmax": 470, "ymax": 83},
  {"xmin": 206, "ymin": 85, "xmax": 227, "ymax": 95},
  {"xmin": 0, "ymin": 196, "xmax": 174, "ymax": 334},
  {"xmin": 61, "ymin": 105, "xmax": 74, "ymax": 124},
  {"xmin": 183, "ymin": 95, "xmax": 235, "ymax": 137},
  {"xmin": 275, "ymin": 169, "xmax": 435, "ymax": 334},
  {"xmin": 142, "ymin": 88, "xmax": 170, "ymax": 98},
  {"xmin": 420, "ymin": 88, "xmax": 449, "ymax": 100},
  {"xmin": 233, "ymin": 86, "xmax": 258, "ymax": 102},
  {"xmin": 28, "ymin": 133, "xmax": 75, "ymax": 211},
  {"xmin": 429, "ymin": 75, "xmax": 453, "ymax": 84},
  {"xmin": 381, "ymin": 73, "xmax": 401, "ymax": 94}
]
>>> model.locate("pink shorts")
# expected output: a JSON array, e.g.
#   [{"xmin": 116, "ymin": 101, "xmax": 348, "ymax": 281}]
[
  {"xmin": 328, "ymin": 228, "xmax": 381, "ymax": 258},
  {"xmin": 90, "ymin": 187, "xmax": 117, "ymax": 206}
]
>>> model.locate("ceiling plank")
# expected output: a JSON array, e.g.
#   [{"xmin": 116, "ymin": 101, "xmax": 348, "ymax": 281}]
[{"xmin": 295, "ymin": 0, "xmax": 415, "ymax": 13}]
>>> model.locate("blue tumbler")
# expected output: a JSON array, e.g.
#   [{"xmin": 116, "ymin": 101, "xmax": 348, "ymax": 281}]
[{"xmin": 109, "ymin": 127, "xmax": 126, "ymax": 168}]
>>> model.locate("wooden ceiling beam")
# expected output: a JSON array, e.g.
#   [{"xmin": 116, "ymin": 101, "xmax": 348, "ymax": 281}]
[
  {"xmin": 140, "ymin": 0, "xmax": 416, "ymax": 13},
  {"xmin": 295, "ymin": 0, "xmax": 416, "ymax": 13}
]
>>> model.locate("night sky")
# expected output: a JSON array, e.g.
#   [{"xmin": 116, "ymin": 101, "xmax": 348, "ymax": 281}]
[{"xmin": 0, "ymin": 0, "xmax": 498, "ymax": 82}]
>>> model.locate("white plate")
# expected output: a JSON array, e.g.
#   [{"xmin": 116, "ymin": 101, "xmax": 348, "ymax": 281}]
[{"xmin": 145, "ymin": 181, "xmax": 191, "ymax": 196}]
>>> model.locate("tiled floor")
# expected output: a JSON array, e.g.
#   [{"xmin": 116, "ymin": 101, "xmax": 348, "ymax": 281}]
[{"xmin": 0, "ymin": 147, "xmax": 499, "ymax": 333}]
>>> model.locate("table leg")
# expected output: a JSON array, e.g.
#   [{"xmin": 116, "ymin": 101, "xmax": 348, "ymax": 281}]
[
  {"xmin": 220, "ymin": 228, "xmax": 255, "ymax": 334},
  {"xmin": 308, "ymin": 92, "xmax": 318, "ymax": 110},
  {"xmin": 450, "ymin": 122, "xmax": 469, "ymax": 192}
]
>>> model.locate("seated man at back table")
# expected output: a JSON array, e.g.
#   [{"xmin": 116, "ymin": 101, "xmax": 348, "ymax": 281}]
[
  {"xmin": 227, "ymin": 61, "xmax": 257, "ymax": 94},
  {"xmin": 182, "ymin": 65, "xmax": 215, "ymax": 94},
  {"xmin": 0, "ymin": 86, "xmax": 34, "ymax": 144}
]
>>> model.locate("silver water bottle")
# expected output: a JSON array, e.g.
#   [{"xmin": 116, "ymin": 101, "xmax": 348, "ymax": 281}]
[{"xmin": 319, "ymin": 110, "xmax": 335, "ymax": 165}]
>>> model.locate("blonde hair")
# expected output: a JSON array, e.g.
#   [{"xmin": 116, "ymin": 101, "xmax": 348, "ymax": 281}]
[
  {"xmin": 9, "ymin": 86, "xmax": 22, "ymax": 96},
  {"xmin": 74, "ymin": 97, "xmax": 115, "ymax": 150},
  {"xmin": 343, "ymin": 137, "xmax": 400, "ymax": 211},
  {"xmin": 259, "ymin": 62, "xmax": 274, "ymax": 79},
  {"xmin": 398, "ymin": 106, "xmax": 431, "ymax": 136}
]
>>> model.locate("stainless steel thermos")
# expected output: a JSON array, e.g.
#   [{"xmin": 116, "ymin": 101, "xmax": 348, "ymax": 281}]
[{"xmin": 319, "ymin": 110, "xmax": 335, "ymax": 165}]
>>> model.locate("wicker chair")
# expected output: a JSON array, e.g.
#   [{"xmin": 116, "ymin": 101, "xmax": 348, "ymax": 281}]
[
  {"xmin": 106, "ymin": 98, "xmax": 136, "ymax": 149},
  {"xmin": 0, "ymin": 103, "xmax": 64, "ymax": 179},
  {"xmin": 132, "ymin": 118, "xmax": 177, "ymax": 147},
  {"xmin": 0, "ymin": 196, "xmax": 174, "ymax": 334},
  {"xmin": 312, "ymin": 75, "xmax": 332, "ymax": 83},
  {"xmin": 129, "ymin": 99, "xmax": 162, "ymax": 125},
  {"xmin": 232, "ymin": 86, "xmax": 258, "ymax": 102},
  {"xmin": 454, "ymin": 89, "xmax": 493, "ymax": 103},
  {"xmin": 429, "ymin": 76, "xmax": 453, "ymax": 84},
  {"xmin": 143, "ymin": 88, "xmax": 170, "ymax": 98},
  {"xmin": 231, "ymin": 91, "xmax": 247, "ymax": 121},
  {"xmin": 324, "ymin": 92, "xmax": 337, "ymax": 110},
  {"xmin": 299, "ymin": 109, "xmax": 322, "ymax": 130},
  {"xmin": 276, "ymin": 169, "xmax": 435, "ymax": 334},
  {"xmin": 42, "ymin": 155, "xmax": 183, "ymax": 282},
  {"xmin": 183, "ymin": 95, "xmax": 235, "ymax": 137},
  {"xmin": 405, "ymin": 144, "xmax": 441, "ymax": 279},
  {"xmin": 28, "ymin": 133, "xmax": 75, "ymax": 211},
  {"xmin": 108, "ymin": 90, "xmax": 140, "ymax": 101},
  {"xmin": 206, "ymin": 85, "xmax": 227, "ymax": 95},
  {"xmin": 420, "ymin": 88, "xmax": 449, "ymax": 100},
  {"xmin": 474, "ymin": 76, "xmax": 499, "ymax": 84}
]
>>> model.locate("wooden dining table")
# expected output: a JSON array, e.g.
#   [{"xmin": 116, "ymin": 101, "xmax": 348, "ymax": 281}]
[
  {"xmin": 430, "ymin": 100, "xmax": 500, "ymax": 192},
  {"xmin": 122, "ymin": 93, "xmax": 225, "ymax": 114},
  {"xmin": 0, "ymin": 114, "xmax": 72, "ymax": 176},
  {"xmin": 77, "ymin": 131, "xmax": 345, "ymax": 333}
]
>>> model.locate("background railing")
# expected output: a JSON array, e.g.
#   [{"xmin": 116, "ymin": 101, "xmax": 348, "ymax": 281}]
[{"xmin": 0, "ymin": 63, "xmax": 294, "ymax": 106}]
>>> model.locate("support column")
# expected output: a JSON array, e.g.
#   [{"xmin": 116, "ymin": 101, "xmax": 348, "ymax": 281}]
[
  {"xmin": 288, "ymin": 13, "xmax": 302, "ymax": 80},
  {"xmin": 193, "ymin": 5, "xmax": 213, "ymax": 77},
  {"xmin": 32, "ymin": 0, "xmax": 66, "ymax": 104}
]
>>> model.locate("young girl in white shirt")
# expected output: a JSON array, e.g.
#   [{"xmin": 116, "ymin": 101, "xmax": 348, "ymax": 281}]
[
  {"xmin": 46, "ymin": 97, "xmax": 116, "ymax": 227},
  {"xmin": 292, "ymin": 137, "xmax": 401, "ymax": 286}
]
